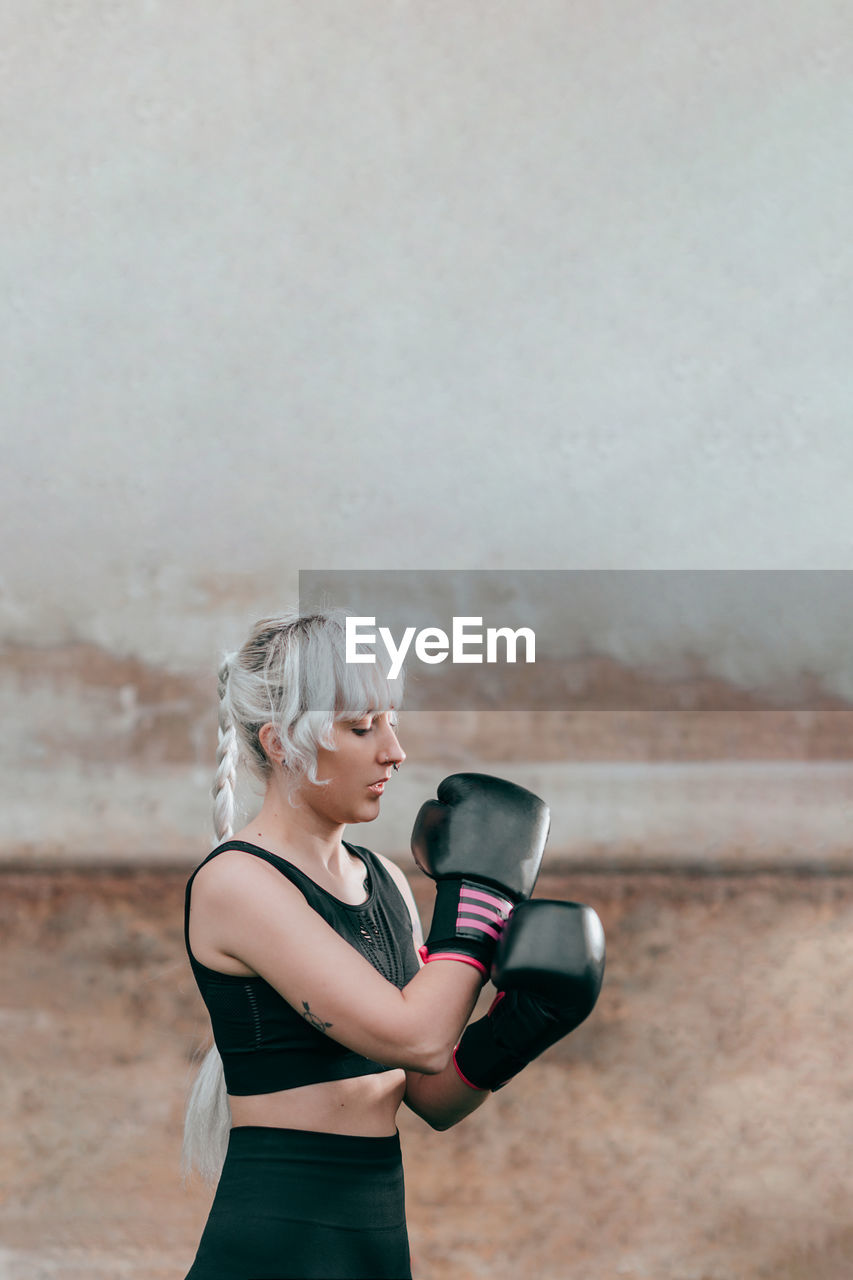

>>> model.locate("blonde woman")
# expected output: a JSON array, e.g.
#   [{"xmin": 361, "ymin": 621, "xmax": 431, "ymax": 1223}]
[{"xmin": 182, "ymin": 611, "xmax": 556, "ymax": 1279}]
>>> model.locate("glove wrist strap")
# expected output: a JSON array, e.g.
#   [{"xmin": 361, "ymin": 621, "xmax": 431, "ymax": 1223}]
[{"xmin": 422, "ymin": 877, "xmax": 513, "ymax": 973}]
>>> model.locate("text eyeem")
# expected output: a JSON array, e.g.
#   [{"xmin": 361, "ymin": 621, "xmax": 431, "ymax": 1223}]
[{"xmin": 345, "ymin": 616, "xmax": 536, "ymax": 679}]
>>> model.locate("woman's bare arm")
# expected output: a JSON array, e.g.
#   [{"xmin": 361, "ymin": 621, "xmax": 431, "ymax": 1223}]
[
  {"xmin": 403, "ymin": 1059, "xmax": 489, "ymax": 1130},
  {"xmin": 377, "ymin": 854, "xmax": 492, "ymax": 1129},
  {"xmin": 188, "ymin": 851, "xmax": 482, "ymax": 1074}
]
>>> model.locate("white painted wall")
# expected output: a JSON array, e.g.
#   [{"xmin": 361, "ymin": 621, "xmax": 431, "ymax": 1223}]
[
  {"xmin": 3, "ymin": 1, "xmax": 852, "ymax": 668},
  {"xmin": 3, "ymin": 2, "xmax": 852, "ymax": 861}
]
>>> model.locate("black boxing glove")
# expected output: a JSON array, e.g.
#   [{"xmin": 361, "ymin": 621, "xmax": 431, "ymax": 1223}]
[
  {"xmin": 453, "ymin": 899, "xmax": 605, "ymax": 1089},
  {"xmin": 411, "ymin": 773, "xmax": 550, "ymax": 977}
]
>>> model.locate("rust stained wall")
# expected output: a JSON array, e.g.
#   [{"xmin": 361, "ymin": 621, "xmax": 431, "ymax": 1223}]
[
  {"xmin": 7, "ymin": 641, "xmax": 853, "ymax": 865},
  {"xmin": 1, "ymin": 866, "xmax": 849, "ymax": 1280},
  {"xmin": 4, "ymin": 645, "xmax": 850, "ymax": 865}
]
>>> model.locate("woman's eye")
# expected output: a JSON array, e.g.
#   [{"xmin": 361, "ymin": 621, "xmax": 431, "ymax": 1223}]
[{"xmin": 351, "ymin": 713, "xmax": 397, "ymax": 736}]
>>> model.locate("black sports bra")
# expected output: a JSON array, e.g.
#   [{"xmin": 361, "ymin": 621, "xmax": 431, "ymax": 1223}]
[{"xmin": 184, "ymin": 839, "xmax": 421, "ymax": 1095}]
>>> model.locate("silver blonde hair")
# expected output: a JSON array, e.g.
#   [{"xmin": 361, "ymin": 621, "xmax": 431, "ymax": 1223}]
[{"xmin": 182, "ymin": 609, "xmax": 404, "ymax": 1183}]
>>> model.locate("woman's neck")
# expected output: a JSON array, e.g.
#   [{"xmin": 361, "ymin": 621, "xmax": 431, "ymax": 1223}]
[{"xmin": 240, "ymin": 790, "xmax": 346, "ymax": 876}]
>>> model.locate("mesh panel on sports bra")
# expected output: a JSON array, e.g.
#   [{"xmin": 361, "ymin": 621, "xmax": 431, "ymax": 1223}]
[{"xmin": 351, "ymin": 902, "xmax": 406, "ymax": 988}]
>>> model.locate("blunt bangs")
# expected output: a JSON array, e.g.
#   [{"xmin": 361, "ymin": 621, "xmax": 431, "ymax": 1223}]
[{"xmin": 332, "ymin": 645, "xmax": 404, "ymax": 723}]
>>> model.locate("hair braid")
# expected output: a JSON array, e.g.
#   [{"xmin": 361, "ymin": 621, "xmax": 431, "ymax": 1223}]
[
  {"xmin": 212, "ymin": 657, "xmax": 238, "ymax": 843},
  {"xmin": 184, "ymin": 657, "xmax": 238, "ymax": 1185}
]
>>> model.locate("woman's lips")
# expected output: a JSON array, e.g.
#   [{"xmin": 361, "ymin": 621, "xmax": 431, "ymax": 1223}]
[{"xmin": 367, "ymin": 780, "xmax": 386, "ymax": 795}]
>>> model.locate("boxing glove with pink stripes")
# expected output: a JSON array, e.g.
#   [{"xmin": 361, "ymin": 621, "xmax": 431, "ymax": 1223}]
[
  {"xmin": 411, "ymin": 773, "xmax": 550, "ymax": 976},
  {"xmin": 453, "ymin": 898, "xmax": 606, "ymax": 1089}
]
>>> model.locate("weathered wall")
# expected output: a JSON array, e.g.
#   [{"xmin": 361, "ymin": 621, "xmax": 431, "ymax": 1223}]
[
  {"xmin": 2, "ymin": 867, "xmax": 850, "ymax": 1280},
  {"xmin": 6, "ymin": 636, "xmax": 853, "ymax": 865},
  {"xmin": 3, "ymin": 13, "xmax": 851, "ymax": 1278},
  {"xmin": 3, "ymin": 1, "xmax": 851, "ymax": 863}
]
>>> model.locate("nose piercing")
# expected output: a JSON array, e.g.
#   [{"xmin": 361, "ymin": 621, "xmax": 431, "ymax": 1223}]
[{"xmin": 392, "ymin": 763, "xmax": 400, "ymax": 773}]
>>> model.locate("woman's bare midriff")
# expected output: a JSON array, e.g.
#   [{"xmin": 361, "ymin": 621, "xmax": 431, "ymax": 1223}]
[{"xmin": 228, "ymin": 1068, "xmax": 408, "ymax": 1137}]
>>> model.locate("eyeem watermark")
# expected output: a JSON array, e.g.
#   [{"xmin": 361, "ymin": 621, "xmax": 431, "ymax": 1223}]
[{"xmin": 346, "ymin": 616, "xmax": 536, "ymax": 679}]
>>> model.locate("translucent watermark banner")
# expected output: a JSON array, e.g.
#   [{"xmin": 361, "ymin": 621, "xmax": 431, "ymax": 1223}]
[{"xmin": 299, "ymin": 570, "xmax": 853, "ymax": 711}]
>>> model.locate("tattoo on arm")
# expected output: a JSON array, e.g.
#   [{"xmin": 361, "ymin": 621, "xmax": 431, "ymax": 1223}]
[{"xmin": 301, "ymin": 1001, "xmax": 333, "ymax": 1034}]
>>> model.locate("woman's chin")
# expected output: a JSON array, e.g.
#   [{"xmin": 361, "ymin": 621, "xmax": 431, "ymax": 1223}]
[{"xmin": 351, "ymin": 796, "xmax": 383, "ymax": 824}]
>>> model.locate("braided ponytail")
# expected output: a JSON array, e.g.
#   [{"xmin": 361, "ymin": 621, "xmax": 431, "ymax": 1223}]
[
  {"xmin": 212, "ymin": 656, "xmax": 239, "ymax": 843},
  {"xmin": 182, "ymin": 658, "xmax": 237, "ymax": 1184}
]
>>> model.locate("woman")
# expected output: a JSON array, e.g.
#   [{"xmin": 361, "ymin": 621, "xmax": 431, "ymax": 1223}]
[{"xmin": 181, "ymin": 611, "xmax": 553, "ymax": 1280}]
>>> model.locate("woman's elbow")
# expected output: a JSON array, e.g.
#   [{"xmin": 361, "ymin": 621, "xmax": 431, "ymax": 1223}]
[
  {"xmin": 401, "ymin": 1036, "xmax": 453, "ymax": 1077},
  {"xmin": 423, "ymin": 1111, "xmax": 457, "ymax": 1132}
]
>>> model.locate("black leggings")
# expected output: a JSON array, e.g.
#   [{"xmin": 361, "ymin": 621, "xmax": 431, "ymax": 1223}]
[{"xmin": 184, "ymin": 1126, "xmax": 412, "ymax": 1280}]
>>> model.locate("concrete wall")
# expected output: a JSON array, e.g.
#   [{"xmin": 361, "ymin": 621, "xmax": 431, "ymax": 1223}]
[
  {"xmin": 3, "ymin": 2, "xmax": 852, "ymax": 862},
  {"xmin": 4, "ymin": 14, "xmax": 850, "ymax": 1276}
]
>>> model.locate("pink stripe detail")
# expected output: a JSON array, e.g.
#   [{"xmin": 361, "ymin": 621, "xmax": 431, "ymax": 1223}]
[
  {"xmin": 460, "ymin": 887, "xmax": 511, "ymax": 911},
  {"xmin": 457, "ymin": 902, "xmax": 503, "ymax": 923},
  {"xmin": 456, "ymin": 917, "xmax": 501, "ymax": 941},
  {"xmin": 487, "ymin": 990, "xmax": 506, "ymax": 1015},
  {"xmin": 424, "ymin": 951, "xmax": 488, "ymax": 975},
  {"xmin": 452, "ymin": 1047, "xmax": 487, "ymax": 1092},
  {"xmin": 418, "ymin": 944, "xmax": 429, "ymax": 965}
]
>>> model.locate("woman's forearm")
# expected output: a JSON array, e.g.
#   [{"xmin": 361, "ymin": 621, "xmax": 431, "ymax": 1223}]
[
  {"xmin": 394, "ymin": 960, "xmax": 484, "ymax": 1074},
  {"xmin": 403, "ymin": 1055, "xmax": 489, "ymax": 1130}
]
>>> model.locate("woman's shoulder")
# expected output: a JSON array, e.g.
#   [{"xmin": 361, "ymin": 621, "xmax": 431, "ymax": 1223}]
[
  {"xmin": 190, "ymin": 840, "xmax": 305, "ymax": 902},
  {"xmin": 370, "ymin": 850, "xmax": 411, "ymax": 893}
]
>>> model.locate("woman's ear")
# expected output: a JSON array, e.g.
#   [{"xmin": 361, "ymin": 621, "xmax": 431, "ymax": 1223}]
[{"xmin": 258, "ymin": 722, "xmax": 285, "ymax": 766}]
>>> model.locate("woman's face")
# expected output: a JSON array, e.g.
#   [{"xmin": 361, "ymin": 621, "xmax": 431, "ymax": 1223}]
[{"xmin": 301, "ymin": 710, "xmax": 406, "ymax": 826}]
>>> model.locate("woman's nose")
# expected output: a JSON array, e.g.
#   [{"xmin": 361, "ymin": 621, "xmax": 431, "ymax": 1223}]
[{"xmin": 380, "ymin": 726, "xmax": 406, "ymax": 767}]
